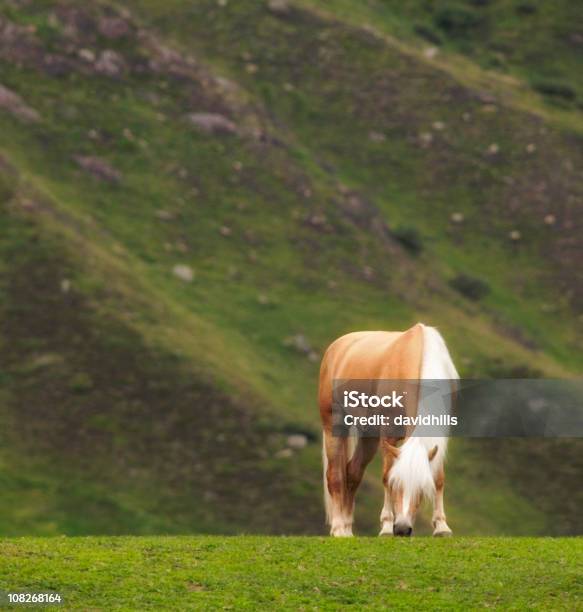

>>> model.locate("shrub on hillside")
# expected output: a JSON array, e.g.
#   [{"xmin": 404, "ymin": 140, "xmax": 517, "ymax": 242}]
[
  {"xmin": 434, "ymin": 7, "xmax": 485, "ymax": 37},
  {"xmin": 391, "ymin": 225, "xmax": 424, "ymax": 255},
  {"xmin": 532, "ymin": 80, "xmax": 577, "ymax": 102},
  {"xmin": 515, "ymin": 2, "xmax": 537, "ymax": 15},
  {"xmin": 449, "ymin": 273, "xmax": 490, "ymax": 300},
  {"xmin": 414, "ymin": 24, "xmax": 442, "ymax": 45}
]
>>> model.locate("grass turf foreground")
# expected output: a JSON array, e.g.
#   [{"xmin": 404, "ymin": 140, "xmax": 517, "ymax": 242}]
[{"xmin": 0, "ymin": 537, "xmax": 580, "ymax": 610}]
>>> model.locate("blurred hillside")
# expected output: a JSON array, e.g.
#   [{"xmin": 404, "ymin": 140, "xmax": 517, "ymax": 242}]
[{"xmin": 0, "ymin": 0, "xmax": 581, "ymax": 536}]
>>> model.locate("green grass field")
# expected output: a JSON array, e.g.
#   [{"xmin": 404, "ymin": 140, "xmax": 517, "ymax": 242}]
[{"xmin": 0, "ymin": 536, "xmax": 580, "ymax": 610}]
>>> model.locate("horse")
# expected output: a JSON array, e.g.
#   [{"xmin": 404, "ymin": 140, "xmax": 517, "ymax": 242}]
[{"xmin": 319, "ymin": 323, "xmax": 458, "ymax": 537}]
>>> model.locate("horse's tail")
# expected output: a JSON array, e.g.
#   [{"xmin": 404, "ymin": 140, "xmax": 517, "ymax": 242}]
[
  {"xmin": 389, "ymin": 324, "xmax": 458, "ymax": 502},
  {"xmin": 322, "ymin": 436, "xmax": 333, "ymax": 524}
]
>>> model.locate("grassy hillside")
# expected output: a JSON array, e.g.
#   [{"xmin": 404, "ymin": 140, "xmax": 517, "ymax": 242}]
[
  {"xmin": 0, "ymin": 536, "xmax": 581, "ymax": 609},
  {"xmin": 302, "ymin": 0, "xmax": 583, "ymax": 111},
  {"xmin": 0, "ymin": 0, "xmax": 581, "ymax": 537}
]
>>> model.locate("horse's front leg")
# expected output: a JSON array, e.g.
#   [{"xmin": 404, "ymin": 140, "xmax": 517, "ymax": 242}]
[
  {"xmin": 432, "ymin": 466, "xmax": 453, "ymax": 537},
  {"xmin": 379, "ymin": 484, "xmax": 394, "ymax": 536}
]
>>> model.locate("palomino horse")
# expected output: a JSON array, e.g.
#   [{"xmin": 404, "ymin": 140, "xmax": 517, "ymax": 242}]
[{"xmin": 319, "ymin": 323, "xmax": 458, "ymax": 537}]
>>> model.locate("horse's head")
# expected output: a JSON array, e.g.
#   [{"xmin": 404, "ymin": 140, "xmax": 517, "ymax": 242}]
[{"xmin": 388, "ymin": 442, "xmax": 439, "ymax": 536}]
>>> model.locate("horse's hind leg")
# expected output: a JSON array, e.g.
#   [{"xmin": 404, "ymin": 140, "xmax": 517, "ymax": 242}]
[
  {"xmin": 323, "ymin": 432, "xmax": 351, "ymax": 536},
  {"xmin": 345, "ymin": 437, "xmax": 379, "ymax": 535}
]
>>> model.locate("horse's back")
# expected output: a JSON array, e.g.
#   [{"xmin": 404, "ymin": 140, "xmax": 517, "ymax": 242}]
[{"xmin": 319, "ymin": 325, "xmax": 425, "ymax": 421}]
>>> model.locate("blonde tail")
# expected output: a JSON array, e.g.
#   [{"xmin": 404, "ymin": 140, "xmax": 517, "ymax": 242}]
[{"xmin": 322, "ymin": 436, "xmax": 332, "ymax": 525}]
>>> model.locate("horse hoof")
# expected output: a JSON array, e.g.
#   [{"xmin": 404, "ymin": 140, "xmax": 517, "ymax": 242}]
[
  {"xmin": 433, "ymin": 530, "xmax": 453, "ymax": 537},
  {"xmin": 331, "ymin": 527, "xmax": 353, "ymax": 537}
]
